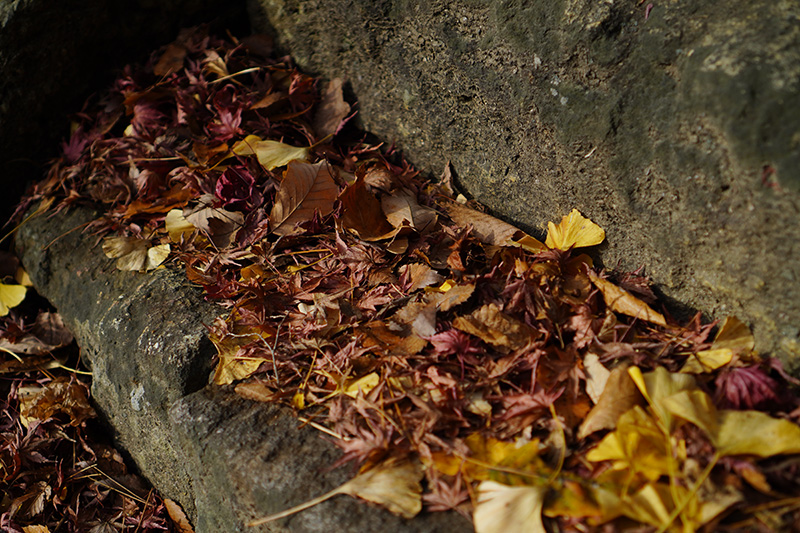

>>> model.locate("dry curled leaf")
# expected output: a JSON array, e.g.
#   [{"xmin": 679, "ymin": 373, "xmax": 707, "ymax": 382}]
[
  {"xmin": 382, "ymin": 188, "xmax": 438, "ymax": 233},
  {"xmin": 589, "ymin": 273, "xmax": 666, "ymax": 326},
  {"xmin": 313, "ymin": 77, "xmax": 351, "ymax": 138}
]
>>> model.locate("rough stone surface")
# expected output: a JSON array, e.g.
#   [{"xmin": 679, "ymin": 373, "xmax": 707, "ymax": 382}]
[
  {"xmin": 247, "ymin": 0, "xmax": 800, "ymax": 367},
  {"xmin": 15, "ymin": 207, "xmax": 470, "ymax": 532}
]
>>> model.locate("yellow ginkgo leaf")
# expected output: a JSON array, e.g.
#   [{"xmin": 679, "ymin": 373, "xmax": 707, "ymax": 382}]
[
  {"xmin": 680, "ymin": 348, "xmax": 733, "ymax": 374},
  {"xmin": 232, "ymin": 134, "xmax": 309, "ymax": 170},
  {"xmin": 474, "ymin": 481, "xmax": 547, "ymax": 533},
  {"xmin": 249, "ymin": 458, "xmax": 423, "ymax": 526},
  {"xmin": 545, "ymin": 209, "xmax": 605, "ymax": 250},
  {"xmin": 714, "ymin": 410, "xmax": 800, "ymax": 458},
  {"xmin": 0, "ymin": 282, "xmax": 27, "ymax": 316}
]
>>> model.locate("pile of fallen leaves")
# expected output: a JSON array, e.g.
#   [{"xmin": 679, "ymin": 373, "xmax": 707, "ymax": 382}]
[
  {"xmin": 10, "ymin": 27, "xmax": 800, "ymax": 531},
  {"xmin": 0, "ymin": 254, "xmax": 183, "ymax": 531}
]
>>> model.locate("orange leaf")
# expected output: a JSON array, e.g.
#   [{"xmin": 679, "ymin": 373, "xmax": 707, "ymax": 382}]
[{"xmin": 270, "ymin": 160, "xmax": 338, "ymax": 235}]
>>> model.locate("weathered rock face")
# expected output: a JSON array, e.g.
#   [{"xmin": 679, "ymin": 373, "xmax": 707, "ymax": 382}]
[
  {"xmin": 247, "ymin": 0, "xmax": 800, "ymax": 367},
  {"xmin": 15, "ymin": 206, "xmax": 469, "ymax": 532}
]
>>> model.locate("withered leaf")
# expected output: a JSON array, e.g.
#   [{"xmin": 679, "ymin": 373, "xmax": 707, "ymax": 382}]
[
  {"xmin": 249, "ymin": 458, "xmax": 423, "ymax": 525},
  {"xmin": 163, "ymin": 498, "xmax": 195, "ymax": 533},
  {"xmin": 382, "ymin": 188, "xmax": 438, "ymax": 233},
  {"xmin": 313, "ymin": 78, "xmax": 351, "ymax": 138},
  {"xmin": 432, "ymin": 282, "xmax": 475, "ymax": 312},
  {"xmin": 453, "ymin": 304, "xmax": 536, "ymax": 350},
  {"xmin": 154, "ymin": 43, "xmax": 188, "ymax": 76},
  {"xmin": 19, "ymin": 378, "xmax": 95, "ymax": 427},
  {"xmin": 102, "ymin": 236, "xmax": 170, "ymax": 272},
  {"xmin": 578, "ymin": 363, "xmax": 642, "ymax": 439},
  {"xmin": 184, "ymin": 198, "xmax": 244, "ymax": 249},
  {"xmin": 338, "ymin": 175, "xmax": 395, "ymax": 240},
  {"xmin": 270, "ymin": 160, "xmax": 338, "ymax": 235},
  {"xmin": 474, "ymin": 481, "xmax": 547, "ymax": 533},
  {"xmin": 589, "ymin": 273, "xmax": 666, "ymax": 326},
  {"xmin": 400, "ymin": 263, "xmax": 444, "ymax": 292},
  {"xmin": 232, "ymin": 134, "xmax": 309, "ymax": 170},
  {"xmin": 444, "ymin": 202, "xmax": 521, "ymax": 246}
]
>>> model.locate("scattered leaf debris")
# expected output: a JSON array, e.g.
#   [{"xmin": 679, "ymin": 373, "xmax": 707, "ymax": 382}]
[{"xmin": 8, "ymin": 26, "xmax": 800, "ymax": 532}]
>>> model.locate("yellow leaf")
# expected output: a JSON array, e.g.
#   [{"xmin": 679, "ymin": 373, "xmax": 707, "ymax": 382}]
[
  {"xmin": 589, "ymin": 273, "xmax": 666, "ymax": 326},
  {"xmin": 210, "ymin": 322, "xmax": 267, "ymax": 385},
  {"xmin": 659, "ymin": 389, "xmax": 720, "ymax": 438},
  {"xmin": 23, "ymin": 526, "xmax": 51, "ymax": 533},
  {"xmin": 344, "ymin": 372, "xmax": 381, "ymax": 397},
  {"xmin": 586, "ymin": 405, "xmax": 671, "ymax": 481},
  {"xmin": 545, "ymin": 209, "xmax": 605, "ymax": 250},
  {"xmin": 509, "ymin": 231, "xmax": 548, "ymax": 253},
  {"xmin": 232, "ymin": 135, "xmax": 309, "ymax": 170},
  {"xmin": 292, "ymin": 390, "xmax": 306, "ymax": 409},
  {"xmin": 630, "ymin": 366, "xmax": 696, "ymax": 431},
  {"xmin": 714, "ymin": 410, "xmax": 800, "ymax": 457},
  {"xmin": 0, "ymin": 282, "xmax": 27, "ymax": 316},
  {"xmin": 474, "ymin": 481, "xmax": 547, "ymax": 533},
  {"xmin": 680, "ymin": 348, "xmax": 733, "ymax": 374},
  {"xmin": 249, "ymin": 458, "xmax": 423, "ymax": 526}
]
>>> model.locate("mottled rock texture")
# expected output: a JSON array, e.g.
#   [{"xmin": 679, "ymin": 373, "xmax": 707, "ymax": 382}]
[
  {"xmin": 248, "ymin": 0, "xmax": 800, "ymax": 367},
  {"xmin": 15, "ymin": 206, "xmax": 468, "ymax": 532}
]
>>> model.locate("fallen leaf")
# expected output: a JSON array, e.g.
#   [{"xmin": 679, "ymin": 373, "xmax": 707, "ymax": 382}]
[
  {"xmin": 629, "ymin": 366, "xmax": 696, "ymax": 430},
  {"xmin": 18, "ymin": 377, "xmax": 95, "ymax": 427},
  {"xmin": 453, "ymin": 304, "xmax": 536, "ymax": 350},
  {"xmin": 473, "ymin": 481, "xmax": 547, "ymax": 533},
  {"xmin": 338, "ymin": 175, "xmax": 395, "ymax": 240},
  {"xmin": 313, "ymin": 78, "xmax": 351, "ymax": 138},
  {"xmin": 582, "ymin": 352, "xmax": 611, "ymax": 404},
  {"xmin": 382, "ymin": 188, "xmax": 438, "ymax": 233},
  {"xmin": 22, "ymin": 525, "xmax": 51, "ymax": 533},
  {"xmin": 163, "ymin": 498, "xmax": 195, "ymax": 533},
  {"xmin": 680, "ymin": 348, "xmax": 733, "ymax": 374},
  {"xmin": 545, "ymin": 209, "xmax": 605, "ymax": 250},
  {"xmin": 344, "ymin": 372, "xmax": 381, "ymax": 397},
  {"xmin": 102, "ymin": 236, "xmax": 170, "ymax": 272},
  {"xmin": 444, "ymin": 202, "xmax": 529, "ymax": 246},
  {"xmin": 589, "ymin": 272, "xmax": 666, "ymax": 326},
  {"xmin": 184, "ymin": 196, "xmax": 244, "ymax": 248},
  {"xmin": 249, "ymin": 458, "xmax": 423, "ymax": 525},
  {"xmin": 154, "ymin": 43, "xmax": 187, "ymax": 76},
  {"xmin": 430, "ymin": 282, "xmax": 475, "ymax": 311},
  {"xmin": 232, "ymin": 134, "xmax": 309, "ymax": 170},
  {"xmin": 0, "ymin": 282, "xmax": 27, "ymax": 316},
  {"xmin": 586, "ymin": 405, "xmax": 672, "ymax": 481},
  {"xmin": 400, "ymin": 263, "xmax": 444, "ymax": 292},
  {"xmin": 165, "ymin": 209, "xmax": 197, "ymax": 242},
  {"xmin": 578, "ymin": 363, "xmax": 642, "ymax": 439},
  {"xmin": 270, "ymin": 160, "xmax": 338, "ymax": 235},
  {"xmin": 713, "ymin": 409, "xmax": 800, "ymax": 457}
]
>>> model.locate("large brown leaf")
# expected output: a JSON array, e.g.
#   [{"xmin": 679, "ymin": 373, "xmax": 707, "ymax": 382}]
[
  {"xmin": 270, "ymin": 160, "xmax": 338, "ymax": 235},
  {"xmin": 382, "ymin": 188, "xmax": 438, "ymax": 233},
  {"xmin": 338, "ymin": 175, "xmax": 395, "ymax": 240}
]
